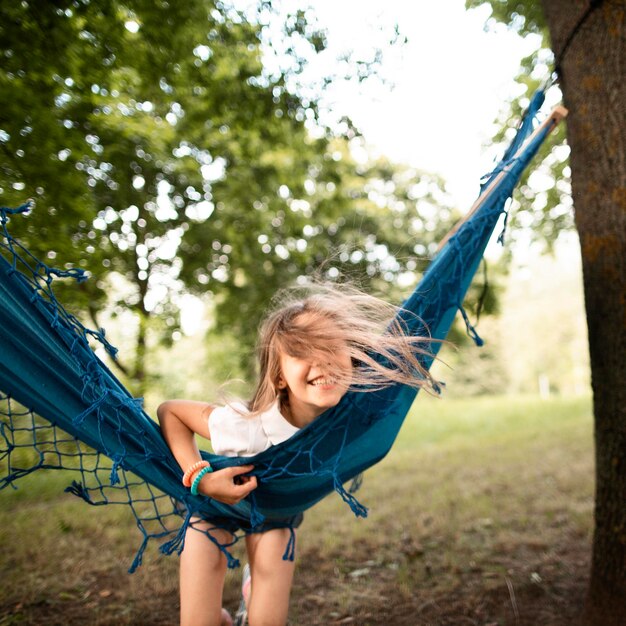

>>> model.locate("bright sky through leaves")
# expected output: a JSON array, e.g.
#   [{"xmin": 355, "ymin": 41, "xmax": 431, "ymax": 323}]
[{"xmin": 248, "ymin": 0, "xmax": 542, "ymax": 208}]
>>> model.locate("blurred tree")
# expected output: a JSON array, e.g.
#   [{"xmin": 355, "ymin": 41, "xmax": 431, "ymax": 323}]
[
  {"xmin": 466, "ymin": 0, "xmax": 573, "ymax": 256},
  {"xmin": 466, "ymin": 1, "xmax": 625, "ymax": 623},
  {"xmin": 0, "ymin": 1, "xmax": 456, "ymax": 391},
  {"xmin": 182, "ymin": 137, "xmax": 462, "ymax": 370}
]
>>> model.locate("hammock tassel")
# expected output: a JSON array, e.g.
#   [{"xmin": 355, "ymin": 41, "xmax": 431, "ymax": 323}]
[
  {"xmin": 72, "ymin": 391, "xmax": 108, "ymax": 428},
  {"xmin": 334, "ymin": 475, "xmax": 368, "ymax": 518},
  {"xmin": 64, "ymin": 480, "xmax": 94, "ymax": 504},
  {"xmin": 129, "ymin": 535, "xmax": 150, "ymax": 574},
  {"xmin": 458, "ymin": 305, "xmax": 484, "ymax": 347},
  {"xmin": 282, "ymin": 526, "xmax": 296, "ymax": 562},
  {"xmin": 160, "ymin": 509, "xmax": 193, "ymax": 558},
  {"xmin": 203, "ymin": 527, "xmax": 240, "ymax": 569},
  {"xmin": 109, "ymin": 454, "xmax": 124, "ymax": 486},
  {"xmin": 497, "ymin": 206, "xmax": 510, "ymax": 245},
  {"xmin": 248, "ymin": 492, "xmax": 266, "ymax": 529},
  {"xmin": 0, "ymin": 202, "xmax": 31, "ymax": 221},
  {"xmin": 48, "ymin": 267, "xmax": 88, "ymax": 283}
]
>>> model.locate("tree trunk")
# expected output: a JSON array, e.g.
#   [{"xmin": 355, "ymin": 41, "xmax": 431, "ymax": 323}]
[{"xmin": 541, "ymin": 1, "xmax": 626, "ymax": 623}]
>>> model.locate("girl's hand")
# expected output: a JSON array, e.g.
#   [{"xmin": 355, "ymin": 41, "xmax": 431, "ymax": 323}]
[{"xmin": 198, "ymin": 464, "xmax": 258, "ymax": 505}]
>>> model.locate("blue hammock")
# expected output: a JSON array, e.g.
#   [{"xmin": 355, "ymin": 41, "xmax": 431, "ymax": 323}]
[{"xmin": 0, "ymin": 89, "xmax": 565, "ymax": 570}]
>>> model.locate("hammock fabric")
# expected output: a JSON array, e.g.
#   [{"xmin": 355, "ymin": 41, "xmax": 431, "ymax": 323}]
[{"xmin": 0, "ymin": 89, "xmax": 564, "ymax": 570}]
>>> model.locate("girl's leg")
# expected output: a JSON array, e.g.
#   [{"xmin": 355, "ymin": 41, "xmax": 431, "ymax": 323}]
[
  {"xmin": 244, "ymin": 528, "xmax": 297, "ymax": 626},
  {"xmin": 180, "ymin": 519, "xmax": 234, "ymax": 626}
]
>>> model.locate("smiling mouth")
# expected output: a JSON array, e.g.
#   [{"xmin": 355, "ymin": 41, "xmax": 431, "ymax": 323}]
[{"xmin": 308, "ymin": 376, "xmax": 337, "ymax": 386}]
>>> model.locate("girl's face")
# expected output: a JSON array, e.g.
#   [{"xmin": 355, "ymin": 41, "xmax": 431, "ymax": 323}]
[{"xmin": 278, "ymin": 344, "xmax": 352, "ymax": 428}]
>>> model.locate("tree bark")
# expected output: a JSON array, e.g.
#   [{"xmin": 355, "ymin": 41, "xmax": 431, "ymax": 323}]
[{"xmin": 541, "ymin": 1, "xmax": 626, "ymax": 623}]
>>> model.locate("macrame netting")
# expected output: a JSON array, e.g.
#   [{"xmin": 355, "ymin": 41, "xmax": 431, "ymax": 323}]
[{"xmin": 0, "ymin": 89, "xmax": 563, "ymax": 570}]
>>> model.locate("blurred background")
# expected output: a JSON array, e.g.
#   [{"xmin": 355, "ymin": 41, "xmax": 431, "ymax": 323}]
[
  {"xmin": 0, "ymin": 2, "xmax": 593, "ymax": 623},
  {"xmin": 0, "ymin": 0, "xmax": 587, "ymax": 411}
]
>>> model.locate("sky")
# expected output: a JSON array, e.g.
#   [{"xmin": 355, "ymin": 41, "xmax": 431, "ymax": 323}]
[
  {"xmin": 298, "ymin": 1, "xmax": 581, "ymax": 269},
  {"xmin": 294, "ymin": 0, "xmax": 543, "ymax": 208}
]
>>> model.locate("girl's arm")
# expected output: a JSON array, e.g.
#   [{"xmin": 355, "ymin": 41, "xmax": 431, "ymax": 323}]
[{"xmin": 157, "ymin": 400, "xmax": 257, "ymax": 505}]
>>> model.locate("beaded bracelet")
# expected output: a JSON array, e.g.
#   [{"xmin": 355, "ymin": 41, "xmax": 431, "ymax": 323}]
[
  {"xmin": 190, "ymin": 465, "xmax": 213, "ymax": 496},
  {"xmin": 182, "ymin": 460, "xmax": 210, "ymax": 487}
]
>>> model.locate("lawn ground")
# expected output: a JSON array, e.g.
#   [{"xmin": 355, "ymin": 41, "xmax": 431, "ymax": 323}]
[{"xmin": 0, "ymin": 394, "xmax": 593, "ymax": 625}]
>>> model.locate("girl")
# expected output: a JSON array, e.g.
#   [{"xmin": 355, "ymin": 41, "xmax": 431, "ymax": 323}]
[{"xmin": 158, "ymin": 282, "xmax": 437, "ymax": 626}]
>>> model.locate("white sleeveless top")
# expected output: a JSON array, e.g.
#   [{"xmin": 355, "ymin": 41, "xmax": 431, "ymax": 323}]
[{"xmin": 208, "ymin": 400, "xmax": 300, "ymax": 457}]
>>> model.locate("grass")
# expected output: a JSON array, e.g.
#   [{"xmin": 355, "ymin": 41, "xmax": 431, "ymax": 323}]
[{"xmin": 0, "ymin": 394, "xmax": 593, "ymax": 625}]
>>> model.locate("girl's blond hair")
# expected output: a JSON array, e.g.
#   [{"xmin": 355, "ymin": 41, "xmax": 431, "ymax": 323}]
[{"xmin": 249, "ymin": 281, "xmax": 438, "ymax": 413}]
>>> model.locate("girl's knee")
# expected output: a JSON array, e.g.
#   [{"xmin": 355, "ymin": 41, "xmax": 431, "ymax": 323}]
[{"xmin": 182, "ymin": 520, "xmax": 233, "ymax": 572}]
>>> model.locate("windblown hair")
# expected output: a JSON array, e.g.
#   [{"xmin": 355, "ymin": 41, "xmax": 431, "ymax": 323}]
[{"xmin": 249, "ymin": 281, "xmax": 439, "ymax": 414}]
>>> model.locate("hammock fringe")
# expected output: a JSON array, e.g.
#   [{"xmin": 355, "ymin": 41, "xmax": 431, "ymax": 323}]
[
  {"xmin": 334, "ymin": 476, "xmax": 368, "ymax": 518},
  {"xmin": 0, "ymin": 89, "xmax": 566, "ymax": 571}
]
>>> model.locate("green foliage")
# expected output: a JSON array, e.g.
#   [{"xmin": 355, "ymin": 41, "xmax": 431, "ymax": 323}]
[
  {"xmin": 465, "ymin": 0, "xmax": 547, "ymax": 35},
  {"xmin": 1, "ymin": 1, "xmax": 461, "ymax": 384},
  {"xmin": 183, "ymin": 137, "xmax": 460, "ymax": 364},
  {"xmin": 465, "ymin": 0, "xmax": 573, "ymax": 252}
]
